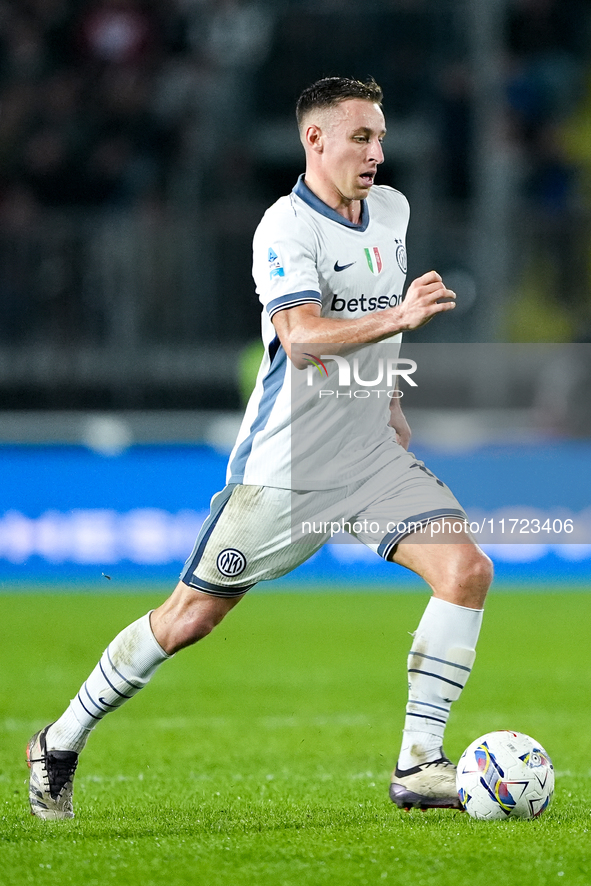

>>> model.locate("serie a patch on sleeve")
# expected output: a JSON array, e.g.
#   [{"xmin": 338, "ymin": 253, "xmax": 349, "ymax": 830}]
[{"xmin": 268, "ymin": 247, "xmax": 285, "ymax": 278}]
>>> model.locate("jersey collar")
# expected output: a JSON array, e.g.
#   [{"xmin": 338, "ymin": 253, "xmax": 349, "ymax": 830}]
[{"xmin": 292, "ymin": 175, "xmax": 370, "ymax": 231}]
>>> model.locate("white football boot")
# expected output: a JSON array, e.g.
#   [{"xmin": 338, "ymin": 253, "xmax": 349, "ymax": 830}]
[
  {"xmin": 389, "ymin": 753, "xmax": 462, "ymax": 810},
  {"xmin": 26, "ymin": 726, "xmax": 79, "ymax": 820}
]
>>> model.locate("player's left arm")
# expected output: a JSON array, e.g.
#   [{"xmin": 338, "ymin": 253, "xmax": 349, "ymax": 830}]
[{"xmin": 388, "ymin": 392, "xmax": 411, "ymax": 449}]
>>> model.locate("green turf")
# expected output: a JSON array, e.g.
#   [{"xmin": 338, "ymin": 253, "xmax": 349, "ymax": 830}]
[{"xmin": 1, "ymin": 588, "xmax": 590, "ymax": 885}]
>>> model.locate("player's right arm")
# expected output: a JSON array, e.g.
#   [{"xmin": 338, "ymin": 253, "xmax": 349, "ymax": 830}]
[{"xmin": 272, "ymin": 270, "xmax": 456, "ymax": 368}]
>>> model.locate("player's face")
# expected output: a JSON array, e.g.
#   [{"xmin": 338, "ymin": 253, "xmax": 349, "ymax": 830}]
[{"xmin": 320, "ymin": 99, "xmax": 386, "ymax": 203}]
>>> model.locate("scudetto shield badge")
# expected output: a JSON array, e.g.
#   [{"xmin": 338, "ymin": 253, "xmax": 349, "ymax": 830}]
[{"xmin": 364, "ymin": 246, "xmax": 383, "ymax": 275}]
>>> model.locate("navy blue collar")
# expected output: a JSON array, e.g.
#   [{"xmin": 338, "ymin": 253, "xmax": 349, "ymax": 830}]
[{"xmin": 292, "ymin": 174, "xmax": 369, "ymax": 232}]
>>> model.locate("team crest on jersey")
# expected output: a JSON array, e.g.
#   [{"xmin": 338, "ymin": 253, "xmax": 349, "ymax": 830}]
[
  {"xmin": 217, "ymin": 548, "xmax": 247, "ymax": 577},
  {"xmin": 268, "ymin": 247, "xmax": 284, "ymax": 279},
  {"xmin": 396, "ymin": 241, "xmax": 407, "ymax": 273},
  {"xmin": 364, "ymin": 246, "xmax": 383, "ymax": 275}
]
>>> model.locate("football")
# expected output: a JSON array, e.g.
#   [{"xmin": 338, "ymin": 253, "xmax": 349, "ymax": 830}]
[{"xmin": 456, "ymin": 730, "xmax": 554, "ymax": 820}]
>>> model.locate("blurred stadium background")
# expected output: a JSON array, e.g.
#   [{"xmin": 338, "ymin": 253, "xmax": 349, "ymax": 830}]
[{"xmin": 0, "ymin": 0, "xmax": 590, "ymax": 587}]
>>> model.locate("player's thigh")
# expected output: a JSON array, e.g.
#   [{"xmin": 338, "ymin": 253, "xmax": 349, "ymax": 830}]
[
  {"xmin": 349, "ymin": 449, "xmax": 467, "ymax": 558},
  {"xmin": 181, "ymin": 484, "xmax": 332, "ymax": 595},
  {"xmin": 348, "ymin": 452, "xmax": 492, "ymax": 606}
]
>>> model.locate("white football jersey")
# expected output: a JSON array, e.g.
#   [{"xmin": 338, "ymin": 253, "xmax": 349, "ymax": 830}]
[{"xmin": 227, "ymin": 175, "xmax": 410, "ymax": 489}]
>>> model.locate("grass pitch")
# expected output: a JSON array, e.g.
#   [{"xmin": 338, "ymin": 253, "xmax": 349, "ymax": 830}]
[{"xmin": 1, "ymin": 587, "xmax": 590, "ymax": 886}]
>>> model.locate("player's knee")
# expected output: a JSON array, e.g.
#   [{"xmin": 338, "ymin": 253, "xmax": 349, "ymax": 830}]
[
  {"xmin": 470, "ymin": 548, "xmax": 493, "ymax": 585},
  {"xmin": 456, "ymin": 548, "xmax": 493, "ymax": 605},
  {"xmin": 178, "ymin": 603, "xmax": 227, "ymax": 646},
  {"xmin": 154, "ymin": 587, "xmax": 236, "ymax": 653}
]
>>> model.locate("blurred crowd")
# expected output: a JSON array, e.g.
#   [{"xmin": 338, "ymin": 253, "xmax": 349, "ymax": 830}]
[
  {"xmin": 0, "ymin": 0, "xmax": 590, "ymax": 393},
  {"xmin": 0, "ymin": 0, "xmax": 277, "ymax": 219},
  {"xmin": 1, "ymin": 0, "xmax": 590, "ymax": 214}
]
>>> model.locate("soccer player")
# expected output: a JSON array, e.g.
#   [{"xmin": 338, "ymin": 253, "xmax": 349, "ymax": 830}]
[{"xmin": 27, "ymin": 77, "xmax": 492, "ymax": 819}]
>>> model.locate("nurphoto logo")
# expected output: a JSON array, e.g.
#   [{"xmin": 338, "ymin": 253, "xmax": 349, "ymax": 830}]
[{"xmin": 304, "ymin": 354, "xmax": 418, "ymax": 400}]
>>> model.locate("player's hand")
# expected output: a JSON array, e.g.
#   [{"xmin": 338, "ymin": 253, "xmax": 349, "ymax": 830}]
[
  {"xmin": 388, "ymin": 397, "xmax": 411, "ymax": 449},
  {"xmin": 393, "ymin": 270, "xmax": 456, "ymax": 332}
]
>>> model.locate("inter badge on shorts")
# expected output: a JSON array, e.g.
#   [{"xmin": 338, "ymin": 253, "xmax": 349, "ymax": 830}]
[{"xmin": 216, "ymin": 548, "xmax": 247, "ymax": 577}]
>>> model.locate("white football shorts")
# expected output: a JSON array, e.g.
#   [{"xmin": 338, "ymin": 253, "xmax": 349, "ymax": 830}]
[{"xmin": 180, "ymin": 448, "xmax": 467, "ymax": 597}]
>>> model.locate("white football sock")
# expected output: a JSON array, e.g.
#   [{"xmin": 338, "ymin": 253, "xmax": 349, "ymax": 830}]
[
  {"xmin": 46, "ymin": 612, "xmax": 171, "ymax": 753},
  {"xmin": 397, "ymin": 597, "xmax": 483, "ymax": 770}
]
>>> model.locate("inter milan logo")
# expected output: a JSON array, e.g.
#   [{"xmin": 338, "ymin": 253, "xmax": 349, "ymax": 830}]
[
  {"xmin": 396, "ymin": 241, "xmax": 407, "ymax": 273},
  {"xmin": 216, "ymin": 548, "xmax": 247, "ymax": 577}
]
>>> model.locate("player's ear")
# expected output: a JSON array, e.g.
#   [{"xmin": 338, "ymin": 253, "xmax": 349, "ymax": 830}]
[{"xmin": 305, "ymin": 124, "xmax": 324, "ymax": 153}]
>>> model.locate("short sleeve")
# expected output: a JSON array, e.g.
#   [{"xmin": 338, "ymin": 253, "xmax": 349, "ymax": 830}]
[{"xmin": 252, "ymin": 200, "xmax": 322, "ymax": 319}]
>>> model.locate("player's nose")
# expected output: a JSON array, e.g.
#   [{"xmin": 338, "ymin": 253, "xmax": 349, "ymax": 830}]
[{"xmin": 370, "ymin": 138, "xmax": 384, "ymax": 164}]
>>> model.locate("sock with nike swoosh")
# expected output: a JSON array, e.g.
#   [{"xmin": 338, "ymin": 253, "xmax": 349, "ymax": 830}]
[{"xmin": 46, "ymin": 613, "xmax": 171, "ymax": 753}]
